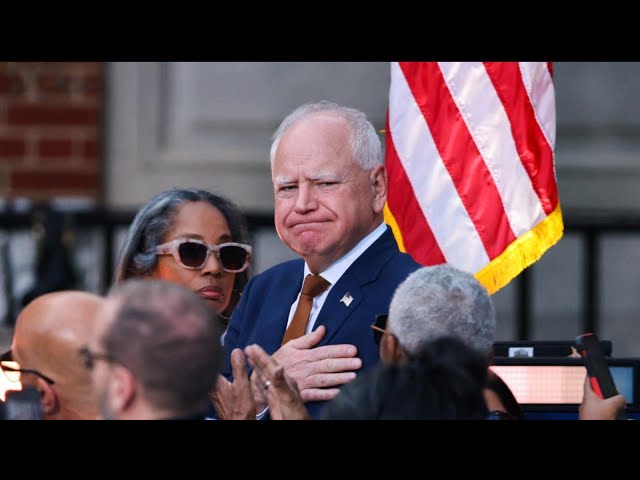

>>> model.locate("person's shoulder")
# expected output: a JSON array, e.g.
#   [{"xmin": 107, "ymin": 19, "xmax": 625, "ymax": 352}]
[
  {"xmin": 388, "ymin": 250, "xmax": 421, "ymax": 273},
  {"xmin": 370, "ymin": 252, "xmax": 420, "ymax": 289},
  {"xmin": 374, "ymin": 227, "xmax": 420, "ymax": 268},
  {"xmin": 396, "ymin": 250, "xmax": 421, "ymax": 265}
]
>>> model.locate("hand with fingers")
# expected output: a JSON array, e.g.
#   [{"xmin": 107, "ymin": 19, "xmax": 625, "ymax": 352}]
[
  {"xmin": 249, "ymin": 325, "xmax": 361, "ymax": 411},
  {"xmin": 579, "ymin": 376, "xmax": 626, "ymax": 420},
  {"xmin": 211, "ymin": 348, "xmax": 256, "ymax": 420},
  {"xmin": 245, "ymin": 344, "xmax": 310, "ymax": 420}
]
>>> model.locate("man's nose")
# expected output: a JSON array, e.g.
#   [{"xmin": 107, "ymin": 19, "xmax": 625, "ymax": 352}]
[{"xmin": 294, "ymin": 184, "xmax": 318, "ymax": 213}]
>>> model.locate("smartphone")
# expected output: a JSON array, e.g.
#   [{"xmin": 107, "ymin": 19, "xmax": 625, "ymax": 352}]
[
  {"xmin": 4, "ymin": 388, "xmax": 43, "ymax": 420},
  {"xmin": 575, "ymin": 333, "xmax": 618, "ymax": 399}
]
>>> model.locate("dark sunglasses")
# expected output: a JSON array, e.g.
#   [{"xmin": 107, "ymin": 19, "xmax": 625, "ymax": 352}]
[
  {"xmin": 77, "ymin": 347, "xmax": 117, "ymax": 371},
  {"xmin": 153, "ymin": 239, "xmax": 252, "ymax": 273},
  {"xmin": 0, "ymin": 350, "xmax": 55, "ymax": 385},
  {"xmin": 370, "ymin": 314, "xmax": 389, "ymax": 345}
]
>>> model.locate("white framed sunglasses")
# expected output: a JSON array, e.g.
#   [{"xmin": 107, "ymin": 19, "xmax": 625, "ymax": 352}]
[{"xmin": 153, "ymin": 239, "xmax": 252, "ymax": 273}]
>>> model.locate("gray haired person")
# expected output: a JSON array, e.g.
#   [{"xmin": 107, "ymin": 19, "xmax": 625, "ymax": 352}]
[
  {"xmin": 114, "ymin": 188, "xmax": 251, "ymax": 326},
  {"xmin": 269, "ymin": 100, "xmax": 383, "ymax": 170},
  {"xmin": 222, "ymin": 100, "xmax": 421, "ymax": 419},
  {"xmin": 383, "ymin": 264, "xmax": 496, "ymax": 362}
]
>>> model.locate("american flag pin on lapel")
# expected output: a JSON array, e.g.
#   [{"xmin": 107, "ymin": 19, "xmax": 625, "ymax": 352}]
[{"xmin": 340, "ymin": 292, "xmax": 353, "ymax": 307}]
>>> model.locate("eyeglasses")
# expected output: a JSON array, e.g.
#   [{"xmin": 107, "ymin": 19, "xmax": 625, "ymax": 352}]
[
  {"xmin": 153, "ymin": 239, "xmax": 252, "ymax": 273},
  {"xmin": 0, "ymin": 350, "xmax": 55, "ymax": 385},
  {"xmin": 78, "ymin": 347, "xmax": 117, "ymax": 371},
  {"xmin": 370, "ymin": 314, "xmax": 389, "ymax": 345}
]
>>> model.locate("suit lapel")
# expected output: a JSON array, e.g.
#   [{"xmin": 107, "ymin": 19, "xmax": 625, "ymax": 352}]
[
  {"xmin": 315, "ymin": 228, "xmax": 398, "ymax": 345},
  {"xmin": 259, "ymin": 261, "xmax": 304, "ymax": 355}
]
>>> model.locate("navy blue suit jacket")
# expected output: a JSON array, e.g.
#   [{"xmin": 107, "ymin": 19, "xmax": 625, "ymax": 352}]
[{"xmin": 221, "ymin": 226, "xmax": 421, "ymax": 419}]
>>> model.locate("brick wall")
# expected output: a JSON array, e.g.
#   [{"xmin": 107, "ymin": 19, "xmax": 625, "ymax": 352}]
[{"xmin": 0, "ymin": 62, "xmax": 103, "ymax": 202}]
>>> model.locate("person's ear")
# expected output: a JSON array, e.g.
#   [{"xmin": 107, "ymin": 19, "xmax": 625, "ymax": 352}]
[
  {"xmin": 37, "ymin": 377, "xmax": 59, "ymax": 416},
  {"xmin": 370, "ymin": 165, "xmax": 387, "ymax": 213},
  {"xmin": 380, "ymin": 332, "xmax": 408, "ymax": 365},
  {"xmin": 110, "ymin": 366, "xmax": 137, "ymax": 412}
]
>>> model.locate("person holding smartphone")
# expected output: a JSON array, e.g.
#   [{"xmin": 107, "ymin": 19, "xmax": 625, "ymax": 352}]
[{"xmin": 579, "ymin": 374, "xmax": 627, "ymax": 420}]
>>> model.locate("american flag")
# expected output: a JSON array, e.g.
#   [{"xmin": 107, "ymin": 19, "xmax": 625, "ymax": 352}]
[{"xmin": 384, "ymin": 62, "xmax": 563, "ymax": 294}]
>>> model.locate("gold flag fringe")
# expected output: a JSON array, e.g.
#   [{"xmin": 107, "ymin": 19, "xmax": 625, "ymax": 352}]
[
  {"xmin": 384, "ymin": 202, "xmax": 564, "ymax": 295},
  {"xmin": 475, "ymin": 204, "xmax": 564, "ymax": 295},
  {"xmin": 384, "ymin": 204, "xmax": 406, "ymax": 253}
]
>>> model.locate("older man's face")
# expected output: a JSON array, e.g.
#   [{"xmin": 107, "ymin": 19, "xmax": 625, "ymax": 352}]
[{"xmin": 272, "ymin": 114, "xmax": 385, "ymax": 272}]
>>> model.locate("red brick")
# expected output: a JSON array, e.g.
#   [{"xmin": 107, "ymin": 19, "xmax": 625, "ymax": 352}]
[
  {"xmin": 9, "ymin": 189, "xmax": 100, "ymax": 202},
  {"xmin": 64, "ymin": 62, "xmax": 101, "ymax": 75},
  {"xmin": 0, "ymin": 138, "xmax": 26, "ymax": 157},
  {"xmin": 10, "ymin": 170, "xmax": 99, "ymax": 190},
  {"xmin": 83, "ymin": 138, "xmax": 99, "ymax": 158},
  {"xmin": 0, "ymin": 159, "xmax": 26, "ymax": 168},
  {"xmin": 0, "ymin": 168, "xmax": 7, "ymax": 190},
  {"xmin": 7, "ymin": 105, "xmax": 99, "ymax": 126},
  {"xmin": 38, "ymin": 138, "xmax": 73, "ymax": 158},
  {"xmin": 0, "ymin": 73, "xmax": 25, "ymax": 95},
  {"xmin": 37, "ymin": 73, "xmax": 72, "ymax": 95},
  {"xmin": 82, "ymin": 75, "xmax": 103, "ymax": 96}
]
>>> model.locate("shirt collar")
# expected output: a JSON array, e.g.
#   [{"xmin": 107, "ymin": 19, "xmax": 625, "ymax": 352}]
[{"xmin": 303, "ymin": 222, "xmax": 387, "ymax": 285}]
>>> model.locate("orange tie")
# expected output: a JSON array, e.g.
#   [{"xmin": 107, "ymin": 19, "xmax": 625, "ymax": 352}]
[{"xmin": 281, "ymin": 274, "xmax": 331, "ymax": 345}]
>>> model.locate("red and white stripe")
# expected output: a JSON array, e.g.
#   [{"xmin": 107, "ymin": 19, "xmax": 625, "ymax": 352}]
[{"xmin": 386, "ymin": 62, "xmax": 559, "ymax": 275}]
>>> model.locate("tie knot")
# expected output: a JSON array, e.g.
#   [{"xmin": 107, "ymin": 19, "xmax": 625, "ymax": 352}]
[{"xmin": 301, "ymin": 274, "xmax": 330, "ymax": 298}]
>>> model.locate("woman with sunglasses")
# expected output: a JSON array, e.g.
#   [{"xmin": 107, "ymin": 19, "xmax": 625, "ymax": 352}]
[{"xmin": 114, "ymin": 188, "xmax": 252, "ymax": 327}]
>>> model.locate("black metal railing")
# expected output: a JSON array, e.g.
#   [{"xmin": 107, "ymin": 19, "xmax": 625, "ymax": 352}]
[{"xmin": 2, "ymin": 207, "xmax": 640, "ymax": 337}]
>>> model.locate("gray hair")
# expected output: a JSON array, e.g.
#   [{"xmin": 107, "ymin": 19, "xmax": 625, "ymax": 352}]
[
  {"xmin": 269, "ymin": 100, "xmax": 382, "ymax": 170},
  {"xmin": 103, "ymin": 279, "xmax": 223, "ymax": 416},
  {"xmin": 114, "ymin": 188, "xmax": 250, "ymax": 317},
  {"xmin": 388, "ymin": 264, "xmax": 496, "ymax": 357}
]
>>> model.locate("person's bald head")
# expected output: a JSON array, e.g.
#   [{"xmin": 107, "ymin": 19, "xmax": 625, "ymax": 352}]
[{"xmin": 11, "ymin": 291, "xmax": 104, "ymax": 419}]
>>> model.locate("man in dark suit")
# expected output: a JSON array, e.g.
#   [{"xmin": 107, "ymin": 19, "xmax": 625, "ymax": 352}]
[{"xmin": 222, "ymin": 100, "xmax": 420, "ymax": 418}]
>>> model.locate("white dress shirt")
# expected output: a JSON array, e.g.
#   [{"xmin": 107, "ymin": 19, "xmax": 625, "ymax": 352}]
[{"xmin": 285, "ymin": 222, "xmax": 387, "ymax": 334}]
